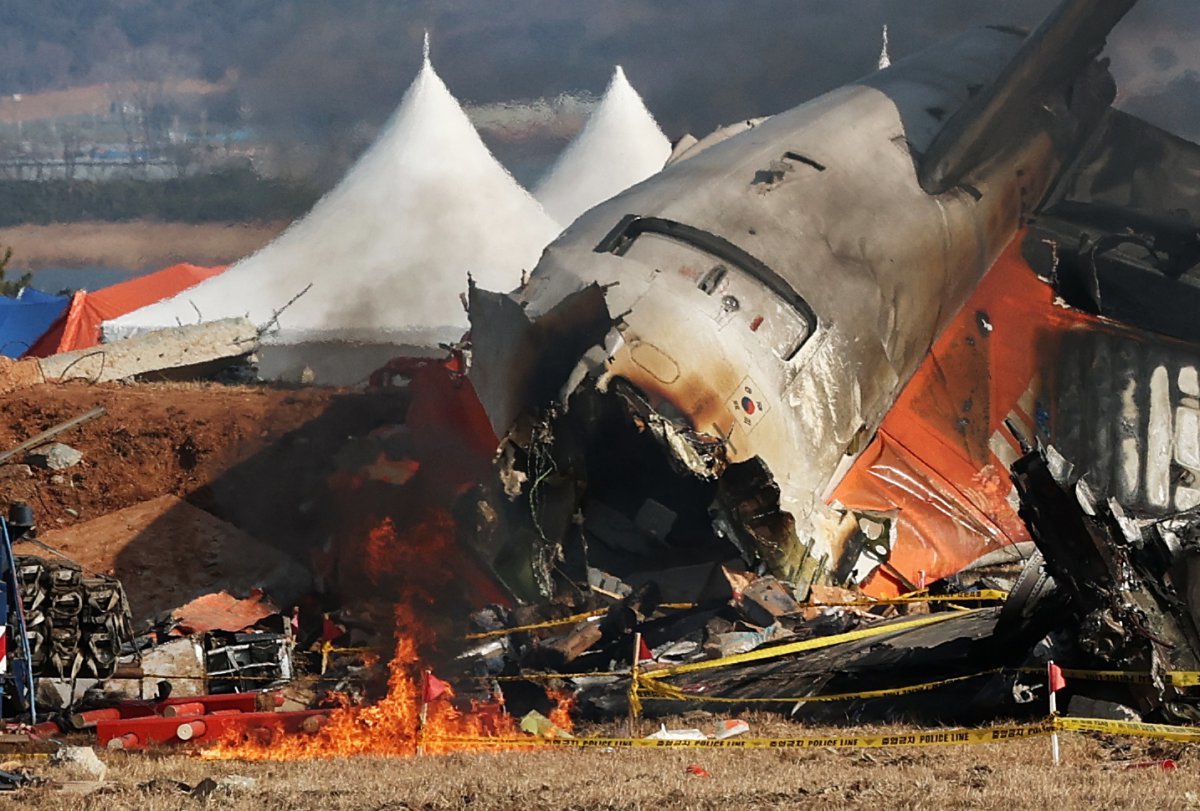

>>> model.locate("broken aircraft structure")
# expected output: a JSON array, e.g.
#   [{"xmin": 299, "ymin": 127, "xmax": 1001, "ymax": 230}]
[{"xmin": 454, "ymin": 0, "xmax": 1200, "ymax": 724}]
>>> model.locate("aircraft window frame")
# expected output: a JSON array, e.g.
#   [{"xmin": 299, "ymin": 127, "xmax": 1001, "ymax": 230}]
[{"xmin": 594, "ymin": 214, "xmax": 817, "ymax": 359}]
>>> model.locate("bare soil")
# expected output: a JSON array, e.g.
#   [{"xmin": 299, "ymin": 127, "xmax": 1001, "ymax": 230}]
[
  {"xmin": 28, "ymin": 495, "xmax": 311, "ymax": 624},
  {"xmin": 0, "ymin": 221, "xmax": 289, "ymax": 270},
  {"xmin": 1, "ymin": 381, "xmax": 332, "ymax": 521},
  {"xmin": 1, "ymin": 384, "xmax": 1192, "ymax": 810},
  {"xmin": 4, "ymin": 716, "xmax": 1197, "ymax": 810},
  {"xmin": 0, "ymin": 380, "xmax": 407, "ymax": 552}
]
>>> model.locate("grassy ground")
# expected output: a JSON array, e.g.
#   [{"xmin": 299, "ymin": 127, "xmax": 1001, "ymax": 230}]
[{"xmin": 7, "ymin": 715, "xmax": 1198, "ymax": 810}]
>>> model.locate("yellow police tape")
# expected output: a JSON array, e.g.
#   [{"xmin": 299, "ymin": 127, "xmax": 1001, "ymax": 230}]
[
  {"xmin": 428, "ymin": 721, "xmax": 1055, "ymax": 749},
  {"xmin": 464, "ymin": 612, "xmax": 987, "ymax": 696},
  {"xmin": 640, "ymin": 610, "xmax": 977, "ymax": 680},
  {"xmin": 466, "ymin": 607, "xmax": 704, "ymax": 641},
  {"xmin": 638, "ymin": 668, "xmax": 1006, "ymax": 704},
  {"xmin": 817, "ymin": 590, "xmax": 1010, "ymax": 607},
  {"xmin": 1056, "ymin": 716, "xmax": 1200, "ymax": 742},
  {"xmin": 491, "ymin": 670, "xmax": 630, "ymax": 682},
  {"xmin": 464, "ymin": 610, "xmax": 605, "ymax": 641},
  {"xmin": 463, "ymin": 592, "xmax": 1006, "ymax": 642},
  {"xmin": 463, "ymin": 613, "xmax": 976, "ymax": 691},
  {"xmin": 640, "ymin": 666, "xmax": 1200, "ymax": 704},
  {"xmin": 1030, "ymin": 668, "xmax": 1200, "ymax": 688},
  {"xmin": 426, "ymin": 715, "xmax": 1200, "ymax": 750},
  {"xmin": 467, "ymin": 660, "xmax": 1200, "ymax": 705},
  {"xmin": 473, "ymin": 664, "xmax": 1200, "ymax": 702}
]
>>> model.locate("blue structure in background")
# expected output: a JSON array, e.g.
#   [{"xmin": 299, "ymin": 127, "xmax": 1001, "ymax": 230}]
[
  {"xmin": 0, "ymin": 508, "xmax": 37, "ymax": 722},
  {"xmin": 0, "ymin": 288, "xmax": 69, "ymax": 359}
]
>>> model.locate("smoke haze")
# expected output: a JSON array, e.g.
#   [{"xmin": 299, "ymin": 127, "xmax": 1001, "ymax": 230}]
[
  {"xmin": 228, "ymin": 0, "xmax": 1198, "ymax": 151},
  {"xmin": 1, "ymin": 1, "xmax": 1194, "ymax": 185},
  {"xmin": 534, "ymin": 66, "xmax": 671, "ymax": 228},
  {"xmin": 107, "ymin": 58, "xmax": 561, "ymax": 342}
]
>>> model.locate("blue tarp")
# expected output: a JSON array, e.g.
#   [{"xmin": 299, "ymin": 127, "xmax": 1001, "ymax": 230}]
[{"xmin": 0, "ymin": 288, "xmax": 69, "ymax": 359}]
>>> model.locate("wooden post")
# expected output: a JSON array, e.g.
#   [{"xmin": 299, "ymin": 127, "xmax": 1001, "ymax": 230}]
[
  {"xmin": 1048, "ymin": 660, "xmax": 1060, "ymax": 766},
  {"xmin": 417, "ymin": 668, "xmax": 429, "ymax": 756},
  {"xmin": 628, "ymin": 632, "xmax": 642, "ymax": 738}
]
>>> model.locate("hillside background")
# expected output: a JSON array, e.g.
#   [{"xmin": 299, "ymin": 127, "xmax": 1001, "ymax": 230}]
[{"xmin": 0, "ymin": 0, "xmax": 1193, "ymax": 222}]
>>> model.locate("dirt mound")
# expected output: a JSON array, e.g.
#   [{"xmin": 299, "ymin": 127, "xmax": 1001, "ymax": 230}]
[
  {"xmin": 0, "ymin": 381, "xmax": 407, "ymax": 550},
  {"xmin": 0, "ymin": 356, "xmax": 44, "ymax": 394},
  {"xmin": 29, "ymin": 495, "xmax": 310, "ymax": 626}
]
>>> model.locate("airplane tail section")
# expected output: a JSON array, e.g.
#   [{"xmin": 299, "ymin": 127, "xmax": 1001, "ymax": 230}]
[{"xmin": 918, "ymin": 0, "xmax": 1137, "ymax": 194}]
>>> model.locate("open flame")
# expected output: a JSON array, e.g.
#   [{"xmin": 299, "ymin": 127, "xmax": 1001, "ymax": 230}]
[{"xmin": 205, "ymin": 516, "xmax": 571, "ymax": 760}]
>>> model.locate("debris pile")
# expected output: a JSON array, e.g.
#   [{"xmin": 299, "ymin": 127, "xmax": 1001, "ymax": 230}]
[
  {"xmin": 2, "ymin": 0, "xmax": 1200, "ymax": 771},
  {"xmin": 16, "ymin": 556, "xmax": 129, "ymax": 680}
]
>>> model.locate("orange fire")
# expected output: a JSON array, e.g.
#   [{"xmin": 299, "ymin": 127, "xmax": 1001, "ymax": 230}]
[{"xmin": 205, "ymin": 518, "xmax": 572, "ymax": 760}]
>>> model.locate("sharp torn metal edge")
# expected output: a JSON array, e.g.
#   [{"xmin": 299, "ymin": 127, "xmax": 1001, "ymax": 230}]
[{"xmin": 447, "ymin": 0, "xmax": 1200, "ymax": 726}]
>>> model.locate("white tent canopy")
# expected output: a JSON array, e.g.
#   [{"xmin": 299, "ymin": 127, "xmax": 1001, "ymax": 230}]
[
  {"xmin": 534, "ymin": 66, "xmax": 671, "ymax": 228},
  {"xmin": 107, "ymin": 54, "xmax": 561, "ymax": 346}
]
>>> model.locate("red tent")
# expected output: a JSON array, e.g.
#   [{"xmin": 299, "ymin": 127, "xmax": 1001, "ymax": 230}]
[{"xmin": 26, "ymin": 263, "xmax": 226, "ymax": 357}]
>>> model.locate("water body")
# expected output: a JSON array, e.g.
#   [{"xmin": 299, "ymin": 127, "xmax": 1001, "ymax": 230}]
[{"xmin": 24, "ymin": 265, "xmax": 149, "ymax": 294}]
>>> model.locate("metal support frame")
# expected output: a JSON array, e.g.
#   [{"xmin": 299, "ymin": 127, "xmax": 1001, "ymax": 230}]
[{"xmin": 0, "ymin": 518, "xmax": 36, "ymax": 722}]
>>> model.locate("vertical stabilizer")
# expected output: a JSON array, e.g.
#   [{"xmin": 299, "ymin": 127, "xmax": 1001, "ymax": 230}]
[{"xmin": 919, "ymin": 0, "xmax": 1137, "ymax": 194}]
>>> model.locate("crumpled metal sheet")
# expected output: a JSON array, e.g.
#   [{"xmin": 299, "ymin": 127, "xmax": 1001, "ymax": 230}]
[
  {"xmin": 465, "ymin": 26, "xmax": 1070, "ymax": 594},
  {"xmin": 171, "ymin": 590, "xmax": 278, "ymax": 635},
  {"xmin": 832, "ymin": 233, "xmax": 1200, "ymax": 595}
]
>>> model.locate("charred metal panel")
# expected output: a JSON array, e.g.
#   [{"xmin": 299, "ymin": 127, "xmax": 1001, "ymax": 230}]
[
  {"xmin": 1043, "ymin": 109, "xmax": 1200, "ymax": 222},
  {"xmin": 467, "ymin": 6, "xmax": 1147, "ymax": 600},
  {"xmin": 1051, "ymin": 330, "xmax": 1200, "ymax": 515},
  {"xmin": 1024, "ymin": 110, "xmax": 1200, "ymax": 344},
  {"xmin": 918, "ymin": 0, "xmax": 1133, "ymax": 193},
  {"xmin": 466, "ymin": 282, "xmax": 611, "ymax": 435},
  {"xmin": 1012, "ymin": 448, "xmax": 1200, "ymax": 720}
]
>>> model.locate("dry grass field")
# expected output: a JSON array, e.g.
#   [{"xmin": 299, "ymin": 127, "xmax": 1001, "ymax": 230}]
[
  {"xmin": 7, "ymin": 715, "xmax": 1198, "ymax": 810},
  {"xmin": 0, "ymin": 220, "xmax": 288, "ymax": 270}
]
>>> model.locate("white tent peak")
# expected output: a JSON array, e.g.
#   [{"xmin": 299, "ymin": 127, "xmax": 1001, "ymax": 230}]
[
  {"xmin": 106, "ymin": 49, "xmax": 561, "ymax": 345},
  {"xmin": 423, "ymin": 30, "xmax": 431, "ymax": 62},
  {"xmin": 534, "ymin": 65, "xmax": 671, "ymax": 228}
]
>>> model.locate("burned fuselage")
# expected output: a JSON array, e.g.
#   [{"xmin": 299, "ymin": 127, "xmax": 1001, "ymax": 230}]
[{"xmin": 466, "ymin": 2, "xmax": 1138, "ymax": 601}]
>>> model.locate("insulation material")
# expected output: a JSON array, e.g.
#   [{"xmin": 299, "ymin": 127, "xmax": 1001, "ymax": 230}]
[
  {"xmin": 534, "ymin": 66, "xmax": 671, "ymax": 228},
  {"xmin": 106, "ymin": 55, "xmax": 561, "ymax": 346}
]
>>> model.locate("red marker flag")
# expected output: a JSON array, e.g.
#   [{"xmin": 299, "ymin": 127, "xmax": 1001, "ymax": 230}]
[
  {"xmin": 638, "ymin": 637, "xmax": 654, "ymax": 663},
  {"xmin": 1048, "ymin": 662, "xmax": 1066, "ymax": 693},
  {"xmin": 424, "ymin": 671, "xmax": 451, "ymax": 703},
  {"xmin": 321, "ymin": 615, "xmax": 346, "ymax": 643}
]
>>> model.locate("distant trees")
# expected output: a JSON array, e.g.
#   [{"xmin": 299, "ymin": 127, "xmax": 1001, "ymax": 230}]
[
  {"xmin": 0, "ymin": 245, "xmax": 31, "ymax": 297},
  {"xmin": 0, "ymin": 2, "xmax": 290, "ymax": 95},
  {"xmin": 0, "ymin": 169, "xmax": 318, "ymax": 227}
]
